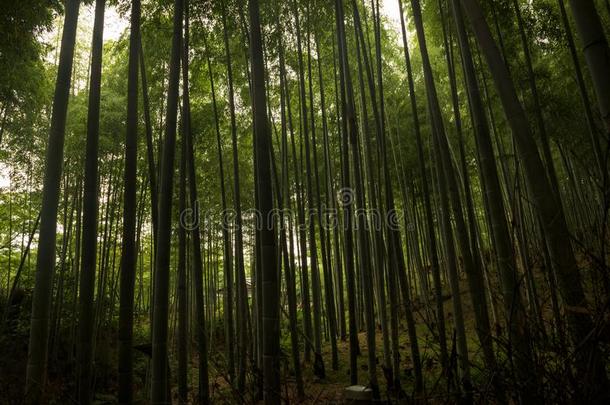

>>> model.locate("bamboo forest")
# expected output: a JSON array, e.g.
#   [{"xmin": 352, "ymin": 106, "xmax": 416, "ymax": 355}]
[{"xmin": 2, "ymin": 0, "xmax": 610, "ymax": 403}]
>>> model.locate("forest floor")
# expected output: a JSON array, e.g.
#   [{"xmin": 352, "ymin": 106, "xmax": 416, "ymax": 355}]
[
  {"xmin": 0, "ymin": 272, "xmax": 552, "ymax": 404},
  {"xmin": 205, "ymin": 281, "xmax": 497, "ymax": 404}
]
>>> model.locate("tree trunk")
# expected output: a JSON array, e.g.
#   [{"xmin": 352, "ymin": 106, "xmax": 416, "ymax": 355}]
[
  {"xmin": 176, "ymin": 5, "xmax": 189, "ymax": 401},
  {"xmin": 335, "ymin": 0, "xmax": 360, "ymax": 385},
  {"xmin": 25, "ymin": 0, "xmax": 81, "ymax": 401},
  {"xmin": 77, "ymin": 1, "xmax": 105, "ymax": 403},
  {"xmin": 220, "ymin": 4, "xmax": 249, "ymax": 390},
  {"xmin": 183, "ymin": 5, "xmax": 210, "ymax": 401},
  {"xmin": 248, "ymin": 1, "xmax": 280, "ymax": 403},
  {"xmin": 151, "ymin": 0, "xmax": 182, "ymax": 401},
  {"xmin": 139, "ymin": 39, "xmax": 158, "ymax": 243},
  {"xmin": 568, "ymin": 0, "xmax": 610, "ymax": 134},
  {"xmin": 118, "ymin": 1, "xmax": 140, "ymax": 402}
]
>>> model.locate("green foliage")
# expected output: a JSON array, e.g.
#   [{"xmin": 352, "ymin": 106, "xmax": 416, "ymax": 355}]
[
  {"xmin": 1, "ymin": 0, "xmax": 609, "ymax": 402},
  {"xmin": 0, "ymin": 0, "xmax": 60, "ymax": 104}
]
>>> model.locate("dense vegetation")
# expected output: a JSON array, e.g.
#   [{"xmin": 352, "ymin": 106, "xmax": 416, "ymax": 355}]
[{"xmin": 1, "ymin": 0, "xmax": 610, "ymax": 403}]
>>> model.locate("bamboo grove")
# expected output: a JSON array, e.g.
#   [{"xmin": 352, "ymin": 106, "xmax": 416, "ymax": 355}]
[{"xmin": 1, "ymin": 0, "xmax": 610, "ymax": 403}]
